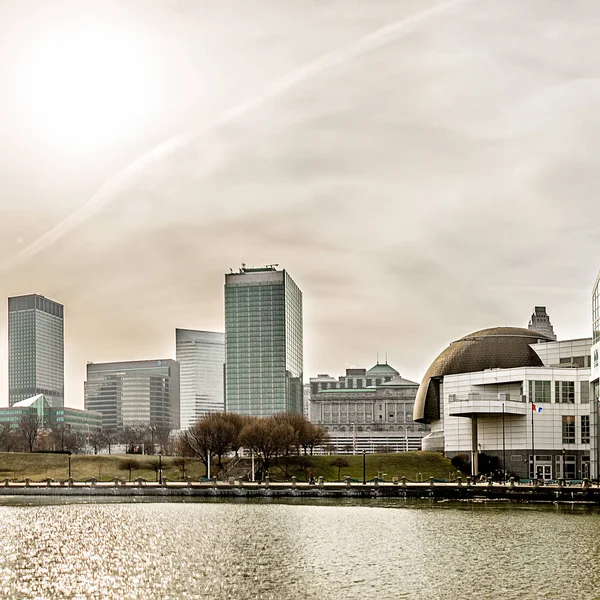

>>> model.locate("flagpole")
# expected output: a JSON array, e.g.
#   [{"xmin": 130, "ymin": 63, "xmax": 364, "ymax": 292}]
[{"xmin": 531, "ymin": 402, "xmax": 535, "ymax": 480}]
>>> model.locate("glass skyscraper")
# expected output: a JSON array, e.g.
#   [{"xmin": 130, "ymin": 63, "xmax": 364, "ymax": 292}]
[
  {"xmin": 225, "ymin": 266, "xmax": 303, "ymax": 416},
  {"xmin": 8, "ymin": 294, "xmax": 64, "ymax": 407},
  {"xmin": 85, "ymin": 359, "xmax": 180, "ymax": 432},
  {"xmin": 176, "ymin": 329, "xmax": 225, "ymax": 429}
]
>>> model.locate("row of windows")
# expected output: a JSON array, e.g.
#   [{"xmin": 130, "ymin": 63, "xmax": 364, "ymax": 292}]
[
  {"xmin": 529, "ymin": 380, "xmax": 589, "ymax": 404},
  {"xmin": 561, "ymin": 415, "xmax": 590, "ymax": 444}
]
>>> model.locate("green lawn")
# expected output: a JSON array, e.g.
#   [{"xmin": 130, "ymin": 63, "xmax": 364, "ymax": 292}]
[
  {"xmin": 269, "ymin": 451, "xmax": 462, "ymax": 482},
  {"xmin": 0, "ymin": 452, "xmax": 207, "ymax": 482},
  {"xmin": 0, "ymin": 450, "xmax": 462, "ymax": 483}
]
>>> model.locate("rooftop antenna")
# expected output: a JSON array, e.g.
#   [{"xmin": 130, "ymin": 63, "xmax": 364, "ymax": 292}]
[
  {"xmin": 376, "ymin": 352, "xmax": 379, "ymax": 364},
  {"xmin": 385, "ymin": 352, "xmax": 388, "ymax": 365}
]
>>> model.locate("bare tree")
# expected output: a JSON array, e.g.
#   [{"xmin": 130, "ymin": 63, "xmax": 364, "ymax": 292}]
[
  {"xmin": 88, "ymin": 429, "xmax": 107, "ymax": 455},
  {"xmin": 0, "ymin": 423, "xmax": 12, "ymax": 452},
  {"xmin": 50, "ymin": 424, "xmax": 81, "ymax": 453},
  {"xmin": 178, "ymin": 427, "xmax": 210, "ymax": 475},
  {"xmin": 17, "ymin": 414, "xmax": 41, "ymax": 452},
  {"xmin": 330, "ymin": 457, "xmax": 350, "ymax": 481},
  {"xmin": 150, "ymin": 423, "xmax": 173, "ymax": 455},
  {"xmin": 123, "ymin": 423, "xmax": 148, "ymax": 454},
  {"xmin": 303, "ymin": 423, "xmax": 330, "ymax": 456},
  {"xmin": 100, "ymin": 429, "xmax": 119, "ymax": 455},
  {"xmin": 180, "ymin": 413, "xmax": 242, "ymax": 469},
  {"xmin": 240, "ymin": 418, "xmax": 295, "ymax": 471},
  {"xmin": 272, "ymin": 412, "xmax": 310, "ymax": 455},
  {"xmin": 172, "ymin": 456, "xmax": 188, "ymax": 480},
  {"xmin": 119, "ymin": 457, "xmax": 139, "ymax": 482}
]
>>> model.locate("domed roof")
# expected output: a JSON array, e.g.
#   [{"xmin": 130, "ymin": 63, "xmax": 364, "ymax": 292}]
[{"xmin": 413, "ymin": 327, "xmax": 552, "ymax": 423}]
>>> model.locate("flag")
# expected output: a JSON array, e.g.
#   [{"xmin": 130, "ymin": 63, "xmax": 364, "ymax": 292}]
[{"xmin": 531, "ymin": 403, "xmax": 542, "ymax": 413}]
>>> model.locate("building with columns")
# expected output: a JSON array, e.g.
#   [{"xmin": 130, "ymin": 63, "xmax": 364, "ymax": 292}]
[{"xmin": 309, "ymin": 363, "xmax": 429, "ymax": 453}]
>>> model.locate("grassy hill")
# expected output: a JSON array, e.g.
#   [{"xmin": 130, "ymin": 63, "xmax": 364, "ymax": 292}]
[
  {"xmin": 0, "ymin": 452, "xmax": 206, "ymax": 482},
  {"xmin": 268, "ymin": 451, "xmax": 462, "ymax": 482},
  {"xmin": 0, "ymin": 451, "xmax": 462, "ymax": 483}
]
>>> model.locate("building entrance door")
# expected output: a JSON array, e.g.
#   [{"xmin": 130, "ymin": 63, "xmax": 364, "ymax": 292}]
[{"xmin": 537, "ymin": 464, "xmax": 552, "ymax": 480}]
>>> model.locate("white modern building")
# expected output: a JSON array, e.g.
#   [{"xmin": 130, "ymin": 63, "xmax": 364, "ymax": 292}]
[
  {"xmin": 415, "ymin": 327, "xmax": 594, "ymax": 480},
  {"xmin": 176, "ymin": 329, "xmax": 224, "ymax": 429},
  {"xmin": 591, "ymin": 274, "xmax": 600, "ymax": 477}
]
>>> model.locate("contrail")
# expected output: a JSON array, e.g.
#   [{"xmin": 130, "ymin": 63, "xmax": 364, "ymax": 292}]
[{"xmin": 2, "ymin": 0, "xmax": 474, "ymax": 273}]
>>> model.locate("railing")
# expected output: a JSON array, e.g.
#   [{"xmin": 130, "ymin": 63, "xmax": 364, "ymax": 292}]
[
  {"xmin": 448, "ymin": 393, "xmax": 526, "ymax": 403},
  {"xmin": 218, "ymin": 455, "xmax": 241, "ymax": 481}
]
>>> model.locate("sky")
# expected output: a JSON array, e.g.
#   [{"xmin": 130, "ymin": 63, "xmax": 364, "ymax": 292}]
[{"xmin": 1, "ymin": 0, "xmax": 600, "ymax": 409}]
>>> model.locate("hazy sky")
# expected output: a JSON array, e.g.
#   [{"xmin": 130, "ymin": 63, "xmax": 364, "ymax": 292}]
[{"xmin": 1, "ymin": 0, "xmax": 600, "ymax": 409}]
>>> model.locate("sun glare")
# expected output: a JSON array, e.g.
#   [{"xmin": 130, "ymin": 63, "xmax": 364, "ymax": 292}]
[{"xmin": 14, "ymin": 18, "xmax": 163, "ymax": 157}]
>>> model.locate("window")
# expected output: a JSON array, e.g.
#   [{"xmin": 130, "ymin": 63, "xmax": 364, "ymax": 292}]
[
  {"xmin": 356, "ymin": 379, "xmax": 363, "ymax": 388},
  {"xmin": 581, "ymin": 381, "xmax": 590, "ymax": 404},
  {"xmin": 366, "ymin": 379, "xmax": 372, "ymax": 387},
  {"xmin": 529, "ymin": 381, "xmax": 551, "ymax": 403},
  {"xmin": 581, "ymin": 415, "xmax": 590, "ymax": 444},
  {"xmin": 555, "ymin": 381, "xmax": 575, "ymax": 404},
  {"xmin": 562, "ymin": 415, "xmax": 575, "ymax": 444}
]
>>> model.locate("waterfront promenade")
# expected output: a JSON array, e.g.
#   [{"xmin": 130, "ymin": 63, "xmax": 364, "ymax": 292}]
[{"xmin": 2, "ymin": 476, "xmax": 599, "ymax": 503}]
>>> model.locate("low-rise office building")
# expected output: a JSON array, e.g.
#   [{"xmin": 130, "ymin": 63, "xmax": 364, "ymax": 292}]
[
  {"xmin": 85, "ymin": 359, "xmax": 180, "ymax": 432},
  {"xmin": 0, "ymin": 394, "xmax": 102, "ymax": 432},
  {"xmin": 309, "ymin": 363, "xmax": 429, "ymax": 453}
]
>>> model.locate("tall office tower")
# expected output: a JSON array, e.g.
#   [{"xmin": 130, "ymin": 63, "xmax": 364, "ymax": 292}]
[
  {"xmin": 225, "ymin": 265, "xmax": 303, "ymax": 417},
  {"xmin": 528, "ymin": 306, "xmax": 557, "ymax": 341},
  {"xmin": 8, "ymin": 294, "xmax": 64, "ymax": 407},
  {"xmin": 85, "ymin": 359, "xmax": 180, "ymax": 431},
  {"xmin": 176, "ymin": 329, "xmax": 225, "ymax": 429}
]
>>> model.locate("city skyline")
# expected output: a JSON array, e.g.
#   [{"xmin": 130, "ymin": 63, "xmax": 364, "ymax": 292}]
[
  {"xmin": 2, "ymin": 1, "xmax": 600, "ymax": 410},
  {"xmin": 0, "ymin": 282, "xmax": 592, "ymax": 411}
]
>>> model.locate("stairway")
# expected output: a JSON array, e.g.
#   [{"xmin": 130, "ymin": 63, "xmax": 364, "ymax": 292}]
[{"xmin": 218, "ymin": 458, "xmax": 254, "ymax": 482}]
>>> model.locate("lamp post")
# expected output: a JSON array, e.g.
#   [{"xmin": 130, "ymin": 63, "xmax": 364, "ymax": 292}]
[
  {"xmin": 149, "ymin": 426, "xmax": 156, "ymax": 455},
  {"xmin": 67, "ymin": 452, "xmax": 71, "ymax": 480},
  {"xmin": 158, "ymin": 453, "xmax": 163, "ymax": 485},
  {"xmin": 363, "ymin": 450, "xmax": 366, "ymax": 485}
]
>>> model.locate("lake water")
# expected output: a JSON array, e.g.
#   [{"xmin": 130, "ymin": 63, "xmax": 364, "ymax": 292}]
[{"xmin": 0, "ymin": 498, "xmax": 598, "ymax": 600}]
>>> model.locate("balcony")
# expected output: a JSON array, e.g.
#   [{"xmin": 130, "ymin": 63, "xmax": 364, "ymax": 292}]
[{"xmin": 447, "ymin": 392, "xmax": 528, "ymax": 417}]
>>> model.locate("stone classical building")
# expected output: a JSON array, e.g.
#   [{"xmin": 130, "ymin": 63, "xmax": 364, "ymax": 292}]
[{"xmin": 309, "ymin": 363, "xmax": 429, "ymax": 453}]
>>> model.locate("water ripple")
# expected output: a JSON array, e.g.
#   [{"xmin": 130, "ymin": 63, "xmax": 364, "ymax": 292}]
[{"xmin": 0, "ymin": 501, "xmax": 598, "ymax": 599}]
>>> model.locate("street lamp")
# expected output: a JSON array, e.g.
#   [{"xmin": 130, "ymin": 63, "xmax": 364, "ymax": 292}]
[
  {"xmin": 158, "ymin": 453, "xmax": 163, "ymax": 485},
  {"xmin": 67, "ymin": 452, "xmax": 71, "ymax": 480},
  {"xmin": 363, "ymin": 450, "xmax": 366, "ymax": 485}
]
